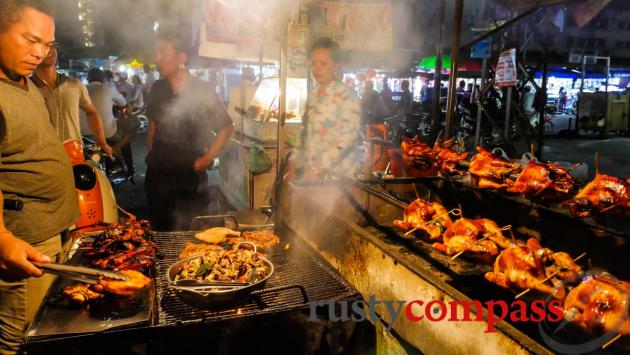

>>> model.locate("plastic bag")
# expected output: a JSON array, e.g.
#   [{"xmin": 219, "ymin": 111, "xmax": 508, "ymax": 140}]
[{"xmin": 247, "ymin": 143, "xmax": 272, "ymax": 175}]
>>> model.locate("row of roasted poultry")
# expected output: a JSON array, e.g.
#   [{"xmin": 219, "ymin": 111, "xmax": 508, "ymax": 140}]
[
  {"xmin": 401, "ymin": 137, "xmax": 630, "ymax": 219},
  {"xmin": 393, "ymin": 198, "xmax": 630, "ymax": 336}
]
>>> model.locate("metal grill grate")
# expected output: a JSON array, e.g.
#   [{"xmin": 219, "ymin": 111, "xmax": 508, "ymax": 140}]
[{"xmin": 154, "ymin": 231, "xmax": 361, "ymax": 326}]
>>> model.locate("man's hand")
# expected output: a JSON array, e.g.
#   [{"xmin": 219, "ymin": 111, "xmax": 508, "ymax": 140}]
[
  {"xmin": 193, "ymin": 155, "xmax": 213, "ymax": 173},
  {"xmin": 0, "ymin": 230, "xmax": 51, "ymax": 282},
  {"xmin": 98, "ymin": 140, "xmax": 114, "ymax": 157}
]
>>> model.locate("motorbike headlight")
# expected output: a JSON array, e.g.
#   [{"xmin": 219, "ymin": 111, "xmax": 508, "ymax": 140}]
[{"xmin": 73, "ymin": 164, "xmax": 97, "ymax": 191}]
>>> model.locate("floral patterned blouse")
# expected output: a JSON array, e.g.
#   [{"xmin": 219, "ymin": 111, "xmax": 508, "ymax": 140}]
[{"xmin": 298, "ymin": 81, "xmax": 361, "ymax": 179}]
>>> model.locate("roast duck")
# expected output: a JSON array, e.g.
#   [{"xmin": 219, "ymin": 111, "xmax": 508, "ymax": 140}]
[
  {"xmin": 485, "ymin": 238, "xmax": 582, "ymax": 299},
  {"xmin": 564, "ymin": 173, "xmax": 630, "ymax": 218},
  {"xmin": 468, "ymin": 147, "xmax": 522, "ymax": 190},
  {"xmin": 507, "ymin": 160, "xmax": 580, "ymax": 201},
  {"xmin": 431, "ymin": 139, "xmax": 469, "ymax": 176},
  {"xmin": 401, "ymin": 136, "xmax": 435, "ymax": 170},
  {"xmin": 564, "ymin": 274, "xmax": 630, "ymax": 335},
  {"xmin": 63, "ymin": 218, "xmax": 155, "ymax": 303},
  {"xmin": 84, "ymin": 218, "xmax": 157, "ymax": 272},
  {"xmin": 432, "ymin": 218, "xmax": 512, "ymax": 264},
  {"xmin": 393, "ymin": 199, "xmax": 453, "ymax": 240}
]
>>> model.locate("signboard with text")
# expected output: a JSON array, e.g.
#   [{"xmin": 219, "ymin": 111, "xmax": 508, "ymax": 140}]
[{"xmin": 496, "ymin": 48, "xmax": 517, "ymax": 87}]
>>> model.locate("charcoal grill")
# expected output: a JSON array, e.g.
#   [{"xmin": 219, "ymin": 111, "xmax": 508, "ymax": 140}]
[
  {"xmin": 24, "ymin": 228, "xmax": 360, "ymax": 354},
  {"xmin": 154, "ymin": 230, "xmax": 360, "ymax": 326}
]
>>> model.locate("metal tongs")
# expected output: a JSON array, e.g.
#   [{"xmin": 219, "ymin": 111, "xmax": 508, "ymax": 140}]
[{"xmin": 33, "ymin": 262, "xmax": 129, "ymax": 284}]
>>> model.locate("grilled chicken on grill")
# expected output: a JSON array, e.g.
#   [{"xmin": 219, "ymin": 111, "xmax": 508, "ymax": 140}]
[
  {"xmin": 507, "ymin": 160, "xmax": 580, "ymax": 201},
  {"xmin": 98, "ymin": 269, "xmax": 152, "ymax": 296},
  {"xmin": 564, "ymin": 173, "xmax": 630, "ymax": 218},
  {"xmin": 195, "ymin": 227, "xmax": 241, "ymax": 244},
  {"xmin": 432, "ymin": 218, "xmax": 511, "ymax": 264},
  {"xmin": 468, "ymin": 147, "xmax": 521, "ymax": 190},
  {"xmin": 564, "ymin": 274, "xmax": 630, "ymax": 335},
  {"xmin": 231, "ymin": 230, "xmax": 281, "ymax": 250},
  {"xmin": 393, "ymin": 199, "xmax": 453, "ymax": 240},
  {"xmin": 179, "ymin": 242, "xmax": 224, "ymax": 258},
  {"xmin": 485, "ymin": 238, "xmax": 582, "ymax": 299},
  {"xmin": 432, "ymin": 139, "xmax": 469, "ymax": 176},
  {"xmin": 401, "ymin": 136, "xmax": 435, "ymax": 170}
]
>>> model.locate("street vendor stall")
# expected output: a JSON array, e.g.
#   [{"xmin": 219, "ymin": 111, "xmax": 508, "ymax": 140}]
[{"xmin": 219, "ymin": 77, "xmax": 307, "ymax": 210}]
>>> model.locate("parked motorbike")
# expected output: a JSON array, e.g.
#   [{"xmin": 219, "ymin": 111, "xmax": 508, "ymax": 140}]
[
  {"xmin": 64, "ymin": 140, "xmax": 118, "ymax": 231},
  {"xmin": 82, "ymin": 137, "xmax": 134, "ymax": 185}
]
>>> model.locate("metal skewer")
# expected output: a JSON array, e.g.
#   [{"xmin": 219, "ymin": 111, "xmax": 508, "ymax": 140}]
[{"xmin": 602, "ymin": 333, "xmax": 622, "ymax": 350}]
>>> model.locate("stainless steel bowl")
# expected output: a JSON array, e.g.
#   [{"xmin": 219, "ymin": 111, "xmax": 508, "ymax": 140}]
[{"xmin": 166, "ymin": 243, "xmax": 274, "ymax": 309}]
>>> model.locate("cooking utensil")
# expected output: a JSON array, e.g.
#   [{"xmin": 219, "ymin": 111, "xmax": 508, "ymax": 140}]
[
  {"xmin": 33, "ymin": 262, "xmax": 129, "ymax": 284},
  {"xmin": 166, "ymin": 242, "xmax": 275, "ymax": 308}
]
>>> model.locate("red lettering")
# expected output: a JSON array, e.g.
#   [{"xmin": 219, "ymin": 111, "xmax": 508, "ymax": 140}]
[
  {"xmin": 484, "ymin": 300, "xmax": 509, "ymax": 333},
  {"xmin": 529, "ymin": 299, "xmax": 546, "ymax": 322},
  {"xmin": 425, "ymin": 300, "xmax": 447, "ymax": 322},
  {"xmin": 509, "ymin": 300, "xmax": 529, "ymax": 322},
  {"xmin": 546, "ymin": 299, "xmax": 564, "ymax": 322},
  {"xmin": 448, "ymin": 300, "xmax": 484, "ymax": 321},
  {"xmin": 405, "ymin": 300, "xmax": 424, "ymax": 322}
]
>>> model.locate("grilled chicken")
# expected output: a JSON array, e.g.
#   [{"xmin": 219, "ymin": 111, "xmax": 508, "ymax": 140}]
[
  {"xmin": 564, "ymin": 173, "xmax": 630, "ymax": 218},
  {"xmin": 393, "ymin": 199, "xmax": 453, "ymax": 240},
  {"xmin": 63, "ymin": 284, "xmax": 105, "ymax": 303},
  {"xmin": 401, "ymin": 136, "xmax": 435, "ymax": 170},
  {"xmin": 98, "ymin": 269, "xmax": 152, "ymax": 296},
  {"xmin": 432, "ymin": 139, "xmax": 469, "ymax": 176},
  {"xmin": 485, "ymin": 238, "xmax": 582, "ymax": 299},
  {"xmin": 195, "ymin": 227, "xmax": 241, "ymax": 244},
  {"xmin": 468, "ymin": 147, "xmax": 521, "ymax": 190},
  {"xmin": 564, "ymin": 274, "xmax": 630, "ymax": 335},
  {"xmin": 433, "ymin": 218, "xmax": 511, "ymax": 264},
  {"xmin": 507, "ymin": 160, "xmax": 580, "ymax": 201}
]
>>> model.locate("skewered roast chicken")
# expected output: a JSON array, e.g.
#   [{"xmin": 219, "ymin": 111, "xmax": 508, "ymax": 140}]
[
  {"xmin": 393, "ymin": 199, "xmax": 453, "ymax": 240},
  {"xmin": 564, "ymin": 173, "xmax": 630, "ymax": 218},
  {"xmin": 432, "ymin": 139, "xmax": 469, "ymax": 176},
  {"xmin": 507, "ymin": 160, "xmax": 580, "ymax": 201},
  {"xmin": 432, "ymin": 218, "xmax": 512, "ymax": 264},
  {"xmin": 401, "ymin": 136, "xmax": 435, "ymax": 170},
  {"xmin": 468, "ymin": 147, "xmax": 522, "ymax": 190},
  {"xmin": 485, "ymin": 238, "xmax": 582, "ymax": 299},
  {"xmin": 564, "ymin": 274, "xmax": 630, "ymax": 335}
]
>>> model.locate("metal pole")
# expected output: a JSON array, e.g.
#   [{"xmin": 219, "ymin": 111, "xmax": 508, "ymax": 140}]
[
  {"xmin": 475, "ymin": 58, "xmax": 488, "ymax": 146},
  {"xmin": 536, "ymin": 46, "xmax": 547, "ymax": 161},
  {"xmin": 275, "ymin": 22, "xmax": 289, "ymax": 219},
  {"xmin": 504, "ymin": 86, "xmax": 513, "ymax": 141},
  {"xmin": 430, "ymin": 0, "xmax": 446, "ymax": 144},
  {"xmin": 446, "ymin": 0, "xmax": 464, "ymax": 139}
]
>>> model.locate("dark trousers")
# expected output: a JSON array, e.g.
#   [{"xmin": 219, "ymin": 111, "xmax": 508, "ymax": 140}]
[{"xmin": 144, "ymin": 168, "xmax": 210, "ymax": 231}]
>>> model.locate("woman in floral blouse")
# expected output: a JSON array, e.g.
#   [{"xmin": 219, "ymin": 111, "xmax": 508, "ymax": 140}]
[{"xmin": 286, "ymin": 37, "xmax": 361, "ymax": 181}]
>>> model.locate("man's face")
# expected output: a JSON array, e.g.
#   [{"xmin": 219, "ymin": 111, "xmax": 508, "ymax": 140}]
[
  {"xmin": 39, "ymin": 45, "xmax": 57, "ymax": 68},
  {"xmin": 0, "ymin": 7, "xmax": 55, "ymax": 79},
  {"xmin": 154, "ymin": 40, "xmax": 185, "ymax": 78}
]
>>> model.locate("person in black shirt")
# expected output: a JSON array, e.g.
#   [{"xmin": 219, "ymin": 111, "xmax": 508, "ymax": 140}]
[{"xmin": 145, "ymin": 31, "xmax": 234, "ymax": 230}]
